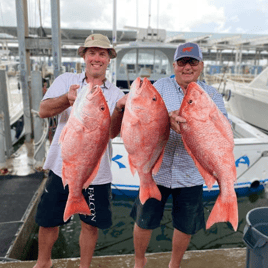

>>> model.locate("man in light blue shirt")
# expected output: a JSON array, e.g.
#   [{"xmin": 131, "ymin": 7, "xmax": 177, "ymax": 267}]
[{"xmin": 129, "ymin": 42, "xmax": 230, "ymax": 268}]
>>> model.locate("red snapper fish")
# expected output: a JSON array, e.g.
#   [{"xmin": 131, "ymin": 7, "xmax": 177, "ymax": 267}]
[
  {"xmin": 179, "ymin": 82, "xmax": 238, "ymax": 231},
  {"xmin": 59, "ymin": 84, "xmax": 111, "ymax": 222},
  {"xmin": 121, "ymin": 77, "xmax": 170, "ymax": 204}
]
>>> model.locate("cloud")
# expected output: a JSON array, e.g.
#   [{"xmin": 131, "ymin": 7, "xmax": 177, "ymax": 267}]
[
  {"xmin": 235, "ymin": 27, "xmax": 246, "ymax": 34},
  {"xmin": 0, "ymin": 1, "xmax": 16, "ymax": 26},
  {"xmin": 230, "ymin": 16, "xmax": 239, "ymax": 23},
  {"xmin": 256, "ymin": 0, "xmax": 268, "ymax": 12},
  {"xmin": 54, "ymin": 0, "xmax": 227, "ymax": 33},
  {"xmin": 61, "ymin": 0, "xmax": 114, "ymax": 29},
  {"xmin": 146, "ymin": 0, "xmax": 226, "ymax": 32},
  {"xmin": 1, "ymin": 0, "xmax": 268, "ymax": 35}
]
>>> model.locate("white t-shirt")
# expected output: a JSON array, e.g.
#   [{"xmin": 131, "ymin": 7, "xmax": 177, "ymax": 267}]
[{"xmin": 42, "ymin": 72, "xmax": 124, "ymax": 185}]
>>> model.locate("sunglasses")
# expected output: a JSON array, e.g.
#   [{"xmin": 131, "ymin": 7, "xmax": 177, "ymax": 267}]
[{"xmin": 177, "ymin": 58, "xmax": 200, "ymax": 67}]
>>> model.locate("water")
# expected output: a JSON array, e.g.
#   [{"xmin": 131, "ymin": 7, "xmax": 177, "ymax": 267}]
[{"xmin": 24, "ymin": 188, "xmax": 268, "ymax": 261}]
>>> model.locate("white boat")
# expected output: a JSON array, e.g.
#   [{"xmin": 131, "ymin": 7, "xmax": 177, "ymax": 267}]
[
  {"xmin": 218, "ymin": 66, "xmax": 268, "ymax": 133},
  {"xmin": 111, "ymin": 114, "xmax": 268, "ymax": 199},
  {"xmin": 114, "ymin": 28, "xmax": 177, "ymax": 90},
  {"xmin": 0, "ymin": 49, "xmax": 25, "ymax": 145}
]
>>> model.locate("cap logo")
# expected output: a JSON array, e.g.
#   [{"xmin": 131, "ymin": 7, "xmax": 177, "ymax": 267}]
[{"xmin": 182, "ymin": 47, "xmax": 193, "ymax": 52}]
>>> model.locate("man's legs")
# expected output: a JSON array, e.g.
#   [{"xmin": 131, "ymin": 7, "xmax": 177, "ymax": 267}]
[
  {"xmin": 79, "ymin": 221, "xmax": 98, "ymax": 268},
  {"xmin": 133, "ymin": 223, "xmax": 153, "ymax": 268},
  {"xmin": 169, "ymin": 228, "xmax": 191, "ymax": 268},
  {"xmin": 33, "ymin": 226, "xmax": 59, "ymax": 268}
]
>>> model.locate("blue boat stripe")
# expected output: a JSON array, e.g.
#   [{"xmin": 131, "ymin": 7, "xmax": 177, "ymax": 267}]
[{"xmin": 112, "ymin": 178, "xmax": 268, "ymax": 191}]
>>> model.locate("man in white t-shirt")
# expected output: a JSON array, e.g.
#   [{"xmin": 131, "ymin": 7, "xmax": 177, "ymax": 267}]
[{"xmin": 34, "ymin": 34, "xmax": 126, "ymax": 268}]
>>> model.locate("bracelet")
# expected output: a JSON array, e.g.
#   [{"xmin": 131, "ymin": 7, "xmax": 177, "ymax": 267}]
[{"xmin": 115, "ymin": 102, "xmax": 124, "ymax": 113}]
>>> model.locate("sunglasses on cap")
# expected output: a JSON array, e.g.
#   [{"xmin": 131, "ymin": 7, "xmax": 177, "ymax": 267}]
[{"xmin": 177, "ymin": 58, "xmax": 200, "ymax": 67}]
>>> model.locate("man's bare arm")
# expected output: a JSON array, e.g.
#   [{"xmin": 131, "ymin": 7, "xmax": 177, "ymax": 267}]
[
  {"xmin": 110, "ymin": 94, "xmax": 128, "ymax": 139},
  {"xmin": 39, "ymin": 93, "xmax": 70, "ymax": 118},
  {"xmin": 39, "ymin": 84, "xmax": 79, "ymax": 118}
]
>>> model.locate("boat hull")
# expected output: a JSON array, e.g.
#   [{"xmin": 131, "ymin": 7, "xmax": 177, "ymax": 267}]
[
  {"xmin": 111, "ymin": 114, "xmax": 268, "ymax": 200},
  {"xmin": 227, "ymin": 87, "xmax": 268, "ymax": 132}
]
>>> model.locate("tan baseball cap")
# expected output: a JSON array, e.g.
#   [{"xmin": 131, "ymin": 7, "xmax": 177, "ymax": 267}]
[{"xmin": 78, "ymin": 34, "xmax": 117, "ymax": 59}]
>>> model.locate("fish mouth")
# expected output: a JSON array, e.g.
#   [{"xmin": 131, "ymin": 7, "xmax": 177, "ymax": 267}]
[
  {"xmin": 86, "ymin": 85, "xmax": 101, "ymax": 100},
  {"xmin": 136, "ymin": 78, "xmax": 143, "ymax": 95}
]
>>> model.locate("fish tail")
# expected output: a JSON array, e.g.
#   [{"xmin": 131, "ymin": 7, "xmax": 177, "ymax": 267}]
[
  {"xmin": 206, "ymin": 191, "xmax": 238, "ymax": 231},
  {"xmin": 63, "ymin": 196, "xmax": 91, "ymax": 222},
  {"xmin": 139, "ymin": 181, "xmax": 162, "ymax": 205}
]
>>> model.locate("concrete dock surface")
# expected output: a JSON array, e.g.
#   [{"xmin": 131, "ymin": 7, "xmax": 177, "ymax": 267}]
[{"xmin": 0, "ymin": 248, "xmax": 247, "ymax": 268}]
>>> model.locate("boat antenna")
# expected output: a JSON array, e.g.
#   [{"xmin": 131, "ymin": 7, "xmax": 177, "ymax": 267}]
[
  {"xmin": 136, "ymin": 0, "xmax": 139, "ymax": 27},
  {"xmin": 148, "ymin": 0, "xmax": 151, "ymax": 28},
  {"xmin": 38, "ymin": 0, "xmax": 42, "ymax": 30},
  {"xmin": 157, "ymin": 0, "xmax": 159, "ymax": 30}
]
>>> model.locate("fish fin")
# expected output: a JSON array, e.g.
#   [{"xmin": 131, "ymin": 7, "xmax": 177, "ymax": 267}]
[
  {"xmin": 128, "ymin": 156, "xmax": 137, "ymax": 176},
  {"xmin": 209, "ymin": 106, "xmax": 234, "ymax": 147},
  {"xmin": 206, "ymin": 190, "xmax": 238, "ymax": 231},
  {"xmin": 83, "ymin": 161, "xmax": 101, "ymax": 189},
  {"xmin": 61, "ymin": 164, "xmax": 68, "ymax": 188},
  {"xmin": 182, "ymin": 137, "xmax": 216, "ymax": 189},
  {"xmin": 152, "ymin": 148, "xmax": 165, "ymax": 175},
  {"xmin": 198, "ymin": 164, "xmax": 216, "ymax": 190},
  {"xmin": 83, "ymin": 142, "xmax": 109, "ymax": 189},
  {"xmin": 63, "ymin": 196, "xmax": 91, "ymax": 222},
  {"xmin": 129, "ymin": 113, "xmax": 140, "ymax": 126},
  {"xmin": 58, "ymin": 125, "xmax": 68, "ymax": 145},
  {"xmin": 139, "ymin": 177, "xmax": 162, "ymax": 205},
  {"xmin": 69, "ymin": 119, "xmax": 85, "ymax": 133}
]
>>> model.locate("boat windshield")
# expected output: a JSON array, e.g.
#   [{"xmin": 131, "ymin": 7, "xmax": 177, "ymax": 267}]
[{"xmin": 118, "ymin": 48, "xmax": 172, "ymax": 77}]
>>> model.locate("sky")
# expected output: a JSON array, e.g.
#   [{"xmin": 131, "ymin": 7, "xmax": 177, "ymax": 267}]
[{"xmin": 0, "ymin": 0, "xmax": 268, "ymax": 35}]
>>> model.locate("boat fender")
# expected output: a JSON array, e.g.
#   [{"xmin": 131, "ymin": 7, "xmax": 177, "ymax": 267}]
[
  {"xmin": 250, "ymin": 179, "xmax": 260, "ymax": 189},
  {"xmin": 223, "ymin": 89, "xmax": 231, "ymax": 102},
  {"xmin": 261, "ymin": 151, "xmax": 268, "ymax": 157}
]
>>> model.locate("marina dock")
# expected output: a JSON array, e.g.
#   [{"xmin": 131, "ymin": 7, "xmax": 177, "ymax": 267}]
[
  {"xmin": 0, "ymin": 141, "xmax": 46, "ymax": 261},
  {"xmin": 0, "ymin": 141, "xmax": 249, "ymax": 268},
  {"xmin": 0, "ymin": 248, "xmax": 247, "ymax": 267}
]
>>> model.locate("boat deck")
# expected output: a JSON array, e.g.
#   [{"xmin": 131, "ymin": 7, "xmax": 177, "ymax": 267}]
[{"xmin": 0, "ymin": 248, "xmax": 247, "ymax": 267}]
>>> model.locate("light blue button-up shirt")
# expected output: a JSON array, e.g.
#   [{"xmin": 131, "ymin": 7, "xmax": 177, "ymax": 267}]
[{"xmin": 153, "ymin": 77, "xmax": 229, "ymax": 188}]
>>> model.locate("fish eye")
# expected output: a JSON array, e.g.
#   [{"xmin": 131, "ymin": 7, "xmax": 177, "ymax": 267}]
[
  {"xmin": 100, "ymin": 105, "xmax": 105, "ymax": 111},
  {"xmin": 188, "ymin": 100, "xmax": 193, "ymax": 104},
  {"xmin": 152, "ymin": 95, "xmax": 157, "ymax": 101}
]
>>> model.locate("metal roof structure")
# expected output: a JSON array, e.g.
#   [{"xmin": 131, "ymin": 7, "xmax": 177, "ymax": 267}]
[
  {"xmin": 166, "ymin": 31, "xmax": 268, "ymax": 51},
  {"xmin": 0, "ymin": 26, "xmax": 137, "ymax": 45},
  {"xmin": 1, "ymin": 26, "xmax": 268, "ymax": 63}
]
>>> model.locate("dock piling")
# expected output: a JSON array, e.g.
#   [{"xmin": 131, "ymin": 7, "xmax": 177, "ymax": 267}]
[
  {"xmin": 0, "ymin": 70, "xmax": 13, "ymax": 160},
  {"xmin": 31, "ymin": 71, "xmax": 46, "ymax": 168}
]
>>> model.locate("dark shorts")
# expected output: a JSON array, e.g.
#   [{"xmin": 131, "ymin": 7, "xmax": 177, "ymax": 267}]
[
  {"xmin": 35, "ymin": 170, "xmax": 112, "ymax": 229},
  {"xmin": 130, "ymin": 184, "xmax": 205, "ymax": 235}
]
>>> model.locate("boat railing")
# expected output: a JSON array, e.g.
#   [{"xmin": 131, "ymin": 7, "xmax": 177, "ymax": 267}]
[
  {"xmin": 208, "ymin": 73, "xmax": 268, "ymax": 101},
  {"xmin": 225, "ymin": 79, "xmax": 268, "ymax": 99},
  {"xmin": 206, "ymin": 73, "xmax": 255, "ymax": 85}
]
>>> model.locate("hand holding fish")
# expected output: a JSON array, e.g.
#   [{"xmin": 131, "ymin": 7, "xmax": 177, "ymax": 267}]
[
  {"xmin": 115, "ymin": 93, "xmax": 128, "ymax": 112},
  {"xmin": 110, "ymin": 94, "xmax": 129, "ymax": 138},
  {"xmin": 67, "ymin": 84, "xmax": 80, "ymax": 106},
  {"xmin": 169, "ymin": 110, "xmax": 186, "ymax": 134}
]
